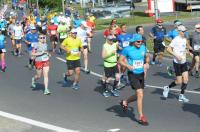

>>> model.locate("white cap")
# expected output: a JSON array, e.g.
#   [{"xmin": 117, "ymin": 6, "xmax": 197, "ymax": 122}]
[
  {"xmin": 177, "ymin": 25, "xmax": 187, "ymax": 32},
  {"xmin": 81, "ymin": 21, "xmax": 88, "ymax": 27},
  {"xmin": 50, "ymin": 19, "xmax": 54, "ymax": 23},
  {"xmin": 70, "ymin": 28, "xmax": 77, "ymax": 33},
  {"xmin": 195, "ymin": 23, "xmax": 200, "ymax": 29},
  {"xmin": 37, "ymin": 21, "xmax": 41, "ymax": 26}
]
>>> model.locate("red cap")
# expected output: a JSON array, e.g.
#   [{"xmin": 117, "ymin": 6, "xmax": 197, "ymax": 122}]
[{"xmin": 156, "ymin": 19, "xmax": 163, "ymax": 23}]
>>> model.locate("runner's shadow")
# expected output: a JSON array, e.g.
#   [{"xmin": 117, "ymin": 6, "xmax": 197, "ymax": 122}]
[
  {"xmin": 151, "ymin": 88, "xmax": 178, "ymax": 100},
  {"xmin": 182, "ymin": 103, "xmax": 200, "ymax": 117},
  {"xmin": 57, "ymin": 80, "xmax": 74, "ymax": 88},
  {"xmin": 106, "ymin": 105, "xmax": 138, "ymax": 122},
  {"xmin": 94, "ymin": 80, "xmax": 104, "ymax": 94},
  {"xmin": 31, "ymin": 83, "xmax": 44, "ymax": 91},
  {"xmin": 194, "ymin": 87, "xmax": 200, "ymax": 91},
  {"xmin": 152, "ymin": 72, "xmax": 174, "ymax": 79}
]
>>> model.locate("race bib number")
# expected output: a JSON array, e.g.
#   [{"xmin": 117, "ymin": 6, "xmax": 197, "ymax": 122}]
[
  {"xmin": 1, "ymin": 49, "xmax": 6, "ymax": 53},
  {"xmin": 51, "ymin": 30, "xmax": 56, "ymax": 35},
  {"xmin": 133, "ymin": 60, "xmax": 144, "ymax": 69},
  {"xmin": 123, "ymin": 41, "xmax": 129, "ymax": 47},
  {"xmin": 71, "ymin": 49, "xmax": 79, "ymax": 55},
  {"xmin": 194, "ymin": 45, "xmax": 200, "ymax": 51}
]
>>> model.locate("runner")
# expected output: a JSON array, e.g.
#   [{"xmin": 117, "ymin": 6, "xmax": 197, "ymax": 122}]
[
  {"xmin": 7, "ymin": 19, "xmax": 15, "ymax": 54},
  {"xmin": 163, "ymin": 25, "xmax": 191, "ymax": 103},
  {"xmin": 13, "ymin": 20, "xmax": 24, "ymax": 56},
  {"xmin": 101, "ymin": 35, "xmax": 120, "ymax": 97},
  {"xmin": 86, "ymin": 17, "xmax": 95, "ymax": 53},
  {"xmin": 48, "ymin": 19, "xmax": 58, "ymax": 53},
  {"xmin": 57, "ymin": 19, "xmax": 70, "ymax": 54},
  {"xmin": 0, "ymin": 30, "xmax": 6, "ymax": 72},
  {"xmin": 60, "ymin": 29, "xmax": 83, "ymax": 90},
  {"xmin": 31, "ymin": 34, "xmax": 51, "ymax": 95},
  {"xmin": 149, "ymin": 19, "xmax": 167, "ymax": 67},
  {"xmin": 189, "ymin": 23, "xmax": 200, "ymax": 78},
  {"xmin": 119, "ymin": 33, "xmax": 150, "ymax": 126},
  {"xmin": 24, "ymin": 25, "xmax": 39, "ymax": 69},
  {"xmin": 76, "ymin": 21, "xmax": 91, "ymax": 73}
]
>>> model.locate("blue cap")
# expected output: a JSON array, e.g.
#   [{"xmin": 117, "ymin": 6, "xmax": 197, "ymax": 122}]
[{"xmin": 130, "ymin": 34, "xmax": 143, "ymax": 42}]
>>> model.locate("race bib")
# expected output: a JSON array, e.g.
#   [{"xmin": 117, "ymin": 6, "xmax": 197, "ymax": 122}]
[
  {"xmin": 41, "ymin": 54, "xmax": 49, "ymax": 61},
  {"xmin": 123, "ymin": 41, "xmax": 129, "ymax": 47},
  {"xmin": 1, "ymin": 49, "xmax": 6, "ymax": 53},
  {"xmin": 71, "ymin": 49, "xmax": 79, "ymax": 55},
  {"xmin": 1, "ymin": 28, "xmax": 5, "ymax": 31},
  {"xmin": 51, "ymin": 30, "xmax": 56, "ymax": 35},
  {"xmin": 133, "ymin": 60, "xmax": 144, "ymax": 69},
  {"xmin": 42, "ymin": 26, "xmax": 46, "ymax": 30},
  {"xmin": 194, "ymin": 45, "xmax": 200, "ymax": 51}
]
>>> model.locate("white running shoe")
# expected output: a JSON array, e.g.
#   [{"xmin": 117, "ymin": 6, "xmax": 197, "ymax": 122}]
[
  {"xmin": 179, "ymin": 94, "xmax": 189, "ymax": 103},
  {"xmin": 163, "ymin": 86, "xmax": 169, "ymax": 98}
]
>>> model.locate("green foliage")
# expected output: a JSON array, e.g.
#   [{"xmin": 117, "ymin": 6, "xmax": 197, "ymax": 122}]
[{"xmin": 38, "ymin": 0, "xmax": 62, "ymax": 8}]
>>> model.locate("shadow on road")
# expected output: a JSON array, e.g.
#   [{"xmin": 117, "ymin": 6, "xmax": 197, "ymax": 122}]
[
  {"xmin": 152, "ymin": 71, "xmax": 174, "ymax": 79},
  {"xmin": 182, "ymin": 103, "xmax": 200, "ymax": 118},
  {"xmin": 106, "ymin": 105, "xmax": 138, "ymax": 123},
  {"xmin": 57, "ymin": 80, "xmax": 74, "ymax": 88},
  {"xmin": 31, "ymin": 83, "xmax": 44, "ymax": 91}
]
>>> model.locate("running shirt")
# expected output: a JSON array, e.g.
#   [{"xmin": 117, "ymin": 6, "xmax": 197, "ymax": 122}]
[
  {"xmin": 73, "ymin": 18, "xmax": 83, "ymax": 28},
  {"xmin": 76, "ymin": 27, "xmax": 89, "ymax": 46},
  {"xmin": 121, "ymin": 45, "xmax": 146, "ymax": 74},
  {"xmin": 169, "ymin": 36, "xmax": 187, "ymax": 64},
  {"xmin": 13, "ymin": 25, "xmax": 23, "ymax": 39},
  {"xmin": 8, "ymin": 24, "xmax": 15, "ymax": 36},
  {"xmin": 167, "ymin": 29, "xmax": 179, "ymax": 40},
  {"xmin": 103, "ymin": 42, "xmax": 118, "ymax": 67},
  {"xmin": 25, "ymin": 32, "xmax": 39, "ymax": 51},
  {"xmin": 117, "ymin": 33, "xmax": 132, "ymax": 53},
  {"xmin": 57, "ymin": 24, "xmax": 68, "ymax": 39},
  {"xmin": 62, "ymin": 37, "xmax": 82, "ymax": 60},
  {"xmin": 48, "ymin": 25, "xmax": 58, "ymax": 36},
  {"xmin": 190, "ymin": 31, "xmax": 200, "ymax": 52},
  {"xmin": 33, "ymin": 43, "xmax": 49, "ymax": 62},
  {"xmin": 0, "ymin": 35, "xmax": 5, "ymax": 49},
  {"xmin": 151, "ymin": 25, "xmax": 166, "ymax": 42}
]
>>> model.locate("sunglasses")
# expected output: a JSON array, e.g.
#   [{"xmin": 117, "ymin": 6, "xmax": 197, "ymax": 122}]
[
  {"xmin": 136, "ymin": 40, "xmax": 143, "ymax": 43},
  {"xmin": 39, "ymin": 37, "xmax": 46, "ymax": 39},
  {"xmin": 196, "ymin": 28, "xmax": 200, "ymax": 29}
]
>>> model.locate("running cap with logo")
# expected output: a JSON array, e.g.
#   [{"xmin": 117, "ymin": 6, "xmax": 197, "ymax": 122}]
[
  {"xmin": 174, "ymin": 20, "xmax": 182, "ymax": 26},
  {"xmin": 107, "ymin": 35, "xmax": 115, "ymax": 41},
  {"xmin": 30, "ymin": 25, "xmax": 36, "ymax": 30},
  {"xmin": 177, "ymin": 25, "xmax": 187, "ymax": 32},
  {"xmin": 195, "ymin": 23, "xmax": 200, "ymax": 29},
  {"xmin": 130, "ymin": 34, "xmax": 143, "ymax": 42}
]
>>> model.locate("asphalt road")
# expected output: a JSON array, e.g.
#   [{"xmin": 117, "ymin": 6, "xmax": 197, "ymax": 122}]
[{"xmin": 0, "ymin": 13, "xmax": 200, "ymax": 132}]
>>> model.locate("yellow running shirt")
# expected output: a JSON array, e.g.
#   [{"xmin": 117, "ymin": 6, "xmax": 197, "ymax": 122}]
[{"xmin": 62, "ymin": 37, "xmax": 82, "ymax": 60}]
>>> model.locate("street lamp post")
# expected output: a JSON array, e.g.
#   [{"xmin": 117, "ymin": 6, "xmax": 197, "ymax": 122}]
[
  {"xmin": 154, "ymin": 0, "xmax": 159, "ymax": 20},
  {"xmin": 62, "ymin": 0, "xmax": 65, "ymax": 14}
]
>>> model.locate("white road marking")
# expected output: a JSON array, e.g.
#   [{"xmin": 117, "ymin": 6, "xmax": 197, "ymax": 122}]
[
  {"xmin": 0, "ymin": 111, "xmax": 79, "ymax": 132},
  {"xmin": 107, "ymin": 128, "xmax": 121, "ymax": 132},
  {"xmin": 56, "ymin": 57, "xmax": 200, "ymax": 95}
]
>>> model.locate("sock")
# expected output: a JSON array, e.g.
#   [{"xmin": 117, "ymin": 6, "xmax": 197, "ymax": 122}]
[
  {"xmin": 181, "ymin": 83, "xmax": 187, "ymax": 94},
  {"xmin": 169, "ymin": 81, "xmax": 176, "ymax": 88},
  {"xmin": 29, "ymin": 59, "xmax": 32, "ymax": 65},
  {"xmin": 2, "ymin": 60, "xmax": 5, "ymax": 69},
  {"xmin": 113, "ymin": 80, "xmax": 119, "ymax": 90}
]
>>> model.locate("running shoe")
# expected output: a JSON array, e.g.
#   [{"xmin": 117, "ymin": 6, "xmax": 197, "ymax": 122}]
[
  {"xmin": 163, "ymin": 86, "xmax": 169, "ymax": 98},
  {"xmin": 178, "ymin": 94, "xmax": 189, "ymax": 103},
  {"xmin": 44, "ymin": 89, "xmax": 51, "ymax": 95},
  {"xmin": 31, "ymin": 77, "xmax": 36, "ymax": 88},
  {"xmin": 120, "ymin": 100, "xmax": 128, "ymax": 112},
  {"xmin": 151, "ymin": 61, "xmax": 155, "ymax": 65},
  {"xmin": 103, "ymin": 90, "xmax": 111, "ymax": 97},
  {"xmin": 138, "ymin": 115, "xmax": 149, "ymax": 126},
  {"xmin": 63, "ymin": 73, "xmax": 68, "ymax": 84},
  {"xmin": 195, "ymin": 72, "xmax": 199, "ymax": 78},
  {"xmin": 72, "ymin": 83, "xmax": 80, "ymax": 90},
  {"xmin": 110, "ymin": 89, "xmax": 120, "ymax": 97},
  {"xmin": 167, "ymin": 66, "xmax": 175, "ymax": 76},
  {"xmin": 84, "ymin": 69, "xmax": 90, "ymax": 74}
]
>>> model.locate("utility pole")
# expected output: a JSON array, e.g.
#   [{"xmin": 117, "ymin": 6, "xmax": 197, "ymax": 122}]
[
  {"xmin": 62, "ymin": 0, "xmax": 65, "ymax": 14},
  {"xmin": 154, "ymin": 0, "xmax": 159, "ymax": 20},
  {"xmin": 36, "ymin": 0, "xmax": 39, "ymax": 13}
]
